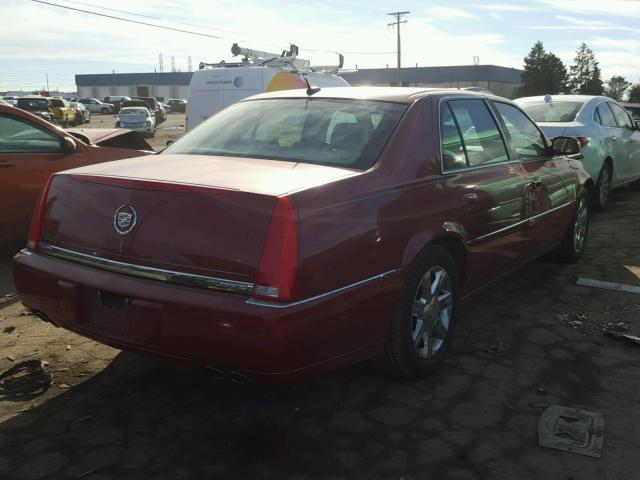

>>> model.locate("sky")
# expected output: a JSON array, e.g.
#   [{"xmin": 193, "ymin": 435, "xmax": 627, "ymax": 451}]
[{"xmin": 1, "ymin": 0, "xmax": 640, "ymax": 92}]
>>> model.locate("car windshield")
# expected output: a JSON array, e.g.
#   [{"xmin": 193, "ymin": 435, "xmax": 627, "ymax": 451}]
[
  {"xmin": 163, "ymin": 98, "xmax": 407, "ymax": 169},
  {"xmin": 520, "ymin": 101, "xmax": 584, "ymax": 122},
  {"xmin": 17, "ymin": 98, "xmax": 49, "ymax": 109},
  {"xmin": 120, "ymin": 108, "xmax": 147, "ymax": 115}
]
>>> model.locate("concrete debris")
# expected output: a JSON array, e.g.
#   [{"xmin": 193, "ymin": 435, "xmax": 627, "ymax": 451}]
[
  {"xmin": 602, "ymin": 321, "xmax": 630, "ymax": 333},
  {"xmin": 604, "ymin": 331, "xmax": 640, "ymax": 346},
  {"xmin": 538, "ymin": 405, "xmax": 605, "ymax": 458},
  {"xmin": 577, "ymin": 278, "xmax": 640, "ymax": 295}
]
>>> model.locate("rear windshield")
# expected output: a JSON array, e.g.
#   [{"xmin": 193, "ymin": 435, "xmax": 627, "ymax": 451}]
[
  {"xmin": 120, "ymin": 108, "xmax": 148, "ymax": 115},
  {"xmin": 519, "ymin": 101, "xmax": 584, "ymax": 122},
  {"xmin": 164, "ymin": 98, "xmax": 407, "ymax": 169},
  {"xmin": 17, "ymin": 98, "xmax": 49, "ymax": 109}
]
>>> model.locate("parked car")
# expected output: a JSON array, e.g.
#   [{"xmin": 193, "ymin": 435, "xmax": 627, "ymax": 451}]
[
  {"xmin": 167, "ymin": 98, "xmax": 187, "ymax": 113},
  {"xmin": 16, "ymin": 96, "xmax": 55, "ymax": 123},
  {"xmin": 13, "ymin": 88, "xmax": 591, "ymax": 382},
  {"xmin": 49, "ymin": 98, "xmax": 77, "ymax": 127},
  {"xmin": 103, "ymin": 95, "xmax": 131, "ymax": 112},
  {"xmin": 116, "ymin": 106, "xmax": 156, "ymax": 137},
  {"xmin": 0, "ymin": 99, "xmax": 11, "ymax": 106},
  {"xmin": 0, "ymin": 104, "xmax": 153, "ymax": 246},
  {"xmin": 70, "ymin": 101, "xmax": 91, "ymax": 124},
  {"xmin": 516, "ymin": 95, "xmax": 640, "ymax": 211},
  {"xmin": 621, "ymin": 102, "xmax": 640, "ymax": 121},
  {"xmin": 78, "ymin": 98, "xmax": 115, "ymax": 114},
  {"xmin": 161, "ymin": 102, "xmax": 172, "ymax": 114},
  {"xmin": 1, "ymin": 96, "xmax": 18, "ymax": 106},
  {"xmin": 132, "ymin": 96, "xmax": 166, "ymax": 124}
]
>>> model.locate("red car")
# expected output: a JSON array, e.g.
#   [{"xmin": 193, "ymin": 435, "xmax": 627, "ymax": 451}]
[
  {"xmin": 0, "ymin": 104, "xmax": 154, "ymax": 247},
  {"xmin": 13, "ymin": 88, "xmax": 591, "ymax": 382}
]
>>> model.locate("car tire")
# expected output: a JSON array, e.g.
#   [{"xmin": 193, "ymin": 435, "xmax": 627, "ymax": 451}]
[
  {"xmin": 374, "ymin": 245, "xmax": 460, "ymax": 378},
  {"xmin": 101, "ymin": 107, "xmax": 109, "ymax": 114},
  {"xmin": 555, "ymin": 189, "xmax": 589, "ymax": 263},
  {"xmin": 593, "ymin": 162, "xmax": 611, "ymax": 212}
]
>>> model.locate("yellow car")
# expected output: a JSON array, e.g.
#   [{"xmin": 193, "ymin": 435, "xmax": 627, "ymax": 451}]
[{"xmin": 50, "ymin": 97, "xmax": 77, "ymax": 127}]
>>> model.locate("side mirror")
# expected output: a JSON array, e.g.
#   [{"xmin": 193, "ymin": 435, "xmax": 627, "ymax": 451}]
[
  {"xmin": 61, "ymin": 136, "xmax": 77, "ymax": 153},
  {"xmin": 552, "ymin": 136, "xmax": 581, "ymax": 156}
]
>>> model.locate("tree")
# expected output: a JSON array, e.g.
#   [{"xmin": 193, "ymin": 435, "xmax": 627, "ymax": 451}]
[
  {"xmin": 519, "ymin": 41, "xmax": 567, "ymax": 96},
  {"xmin": 629, "ymin": 84, "xmax": 640, "ymax": 103},
  {"xmin": 568, "ymin": 43, "xmax": 603, "ymax": 95},
  {"xmin": 604, "ymin": 75, "xmax": 630, "ymax": 100}
]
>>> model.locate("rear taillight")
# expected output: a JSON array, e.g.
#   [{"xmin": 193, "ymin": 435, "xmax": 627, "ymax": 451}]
[
  {"xmin": 27, "ymin": 175, "xmax": 54, "ymax": 252},
  {"xmin": 253, "ymin": 196, "xmax": 298, "ymax": 302}
]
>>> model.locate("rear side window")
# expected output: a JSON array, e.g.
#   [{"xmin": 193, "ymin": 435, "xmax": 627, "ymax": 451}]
[
  {"xmin": 440, "ymin": 105, "xmax": 467, "ymax": 170},
  {"xmin": 596, "ymin": 103, "xmax": 617, "ymax": 128},
  {"xmin": 610, "ymin": 103, "xmax": 633, "ymax": 129},
  {"xmin": 493, "ymin": 102, "xmax": 546, "ymax": 159},
  {"xmin": 447, "ymin": 99, "xmax": 509, "ymax": 167}
]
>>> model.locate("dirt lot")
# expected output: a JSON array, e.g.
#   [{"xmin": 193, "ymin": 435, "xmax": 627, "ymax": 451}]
[{"xmin": 1, "ymin": 187, "xmax": 639, "ymax": 479}]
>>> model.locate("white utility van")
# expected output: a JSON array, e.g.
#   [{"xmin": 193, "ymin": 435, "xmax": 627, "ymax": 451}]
[{"xmin": 186, "ymin": 44, "xmax": 349, "ymax": 131}]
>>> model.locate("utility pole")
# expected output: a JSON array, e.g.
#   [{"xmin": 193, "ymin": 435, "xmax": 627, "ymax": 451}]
[
  {"xmin": 171, "ymin": 56, "xmax": 176, "ymax": 73},
  {"xmin": 45, "ymin": 73, "xmax": 49, "ymax": 92},
  {"xmin": 188, "ymin": 56, "xmax": 193, "ymax": 72},
  {"xmin": 159, "ymin": 53, "xmax": 164, "ymax": 72},
  {"xmin": 388, "ymin": 11, "xmax": 410, "ymax": 86}
]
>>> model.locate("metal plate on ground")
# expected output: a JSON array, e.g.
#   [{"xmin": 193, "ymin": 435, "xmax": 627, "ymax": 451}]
[{"xmin": 538, "ymin": 405, "xmax": 605, "ymax": 458}]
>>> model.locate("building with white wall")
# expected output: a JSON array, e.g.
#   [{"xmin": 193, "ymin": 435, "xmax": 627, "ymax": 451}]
[{"xmin": 75, "ymin": 72, "xmax": 192, "ymax": 100}]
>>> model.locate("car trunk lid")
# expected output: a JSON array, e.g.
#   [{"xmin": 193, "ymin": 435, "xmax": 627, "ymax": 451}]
[{"xmin": 39, "ymin": 155, "xmax": 358, "ymax": 286}]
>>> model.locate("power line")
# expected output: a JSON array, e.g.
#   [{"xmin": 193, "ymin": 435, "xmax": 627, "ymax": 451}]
[{"xmin": 29, "ymin": 0, "xmax": 396, "ymax": 57}]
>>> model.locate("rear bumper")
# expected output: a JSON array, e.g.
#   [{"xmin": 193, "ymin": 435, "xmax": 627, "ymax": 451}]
[{"xmin": 13, "ymin": 249, "xmax": 402, "ymax": 382}]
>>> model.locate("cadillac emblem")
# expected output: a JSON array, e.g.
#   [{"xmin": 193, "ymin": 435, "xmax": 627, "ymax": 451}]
[{"xmin": 113, "ymin": 204, "xmax": 137, "ymax": 235}]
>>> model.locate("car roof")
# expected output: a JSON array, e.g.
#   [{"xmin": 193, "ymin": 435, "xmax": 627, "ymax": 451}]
[
  {"xmin": 246, "ymin": 86, "xmax": 507, "ymax": 104},
  {"xmin": 515, "ymin": 94, "xmax": 612, "ymax": 103}
]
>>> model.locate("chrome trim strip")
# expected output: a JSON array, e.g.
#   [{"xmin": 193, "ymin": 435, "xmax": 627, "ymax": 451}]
[
  {"xmin": 39, "ymin": 243, "xmax": 254, "ymax": 295},
  {"xmin": 473, "ymin": 201, "xmax": 574, "ymax": 242},
  {"xmin": 246, "ymin": 269, "xmax": 398, "ymax": 309}
]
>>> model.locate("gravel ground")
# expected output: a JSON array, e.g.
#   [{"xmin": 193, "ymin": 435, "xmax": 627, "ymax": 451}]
[{"xmin": 1, "ymin": 185, "xmax": 639, "ymax": 478}]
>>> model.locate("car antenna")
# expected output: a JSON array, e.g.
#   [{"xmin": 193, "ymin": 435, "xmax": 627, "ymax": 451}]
[{"xmin": 304, "ymin": 76, "xmax": 321, "ymax": 96}]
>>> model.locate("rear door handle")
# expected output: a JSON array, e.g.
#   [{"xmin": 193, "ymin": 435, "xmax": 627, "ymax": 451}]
[
  {"xmin": 612, "ymin": 136, "xmax": 618, "ymax": 143},
  {"xmin": 462, "ymin": 192, "xmax": 479, "ymax": 207}
]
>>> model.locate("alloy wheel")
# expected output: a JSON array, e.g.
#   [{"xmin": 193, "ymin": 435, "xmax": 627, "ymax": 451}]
[
  {"xmin": 599, "ymin": 165, "xmax": 610, "ymax": 207},
  {"xmin": 411, "ymin": 266, "xmax": 453, "ymax": 358},
  {"xmin": 573, "ymin": 197, "xmax": 588, "ymax": 254}
]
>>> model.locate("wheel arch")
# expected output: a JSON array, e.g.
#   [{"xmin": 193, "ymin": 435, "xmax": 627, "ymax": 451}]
[{"xmin": 400, "ymin": 227, "xmax": 468, "ymax": 290}]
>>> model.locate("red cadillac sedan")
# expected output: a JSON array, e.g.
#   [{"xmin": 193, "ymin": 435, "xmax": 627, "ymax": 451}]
[{"xmin": 13, "ymin": 88, "xmax": 592, "ymax": 382}]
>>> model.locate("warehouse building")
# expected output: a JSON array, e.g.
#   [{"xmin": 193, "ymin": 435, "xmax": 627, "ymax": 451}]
[
  {"xmin": 75, "ymin": 64, "xmax": 523, "ymax": 101},
  {"xmin": 75, "ymin": 72, "xmax": 192, "ymax": 100},
  {"xmin": 340, "ymin": 65, "xmax": 524, "ymax": 99}
]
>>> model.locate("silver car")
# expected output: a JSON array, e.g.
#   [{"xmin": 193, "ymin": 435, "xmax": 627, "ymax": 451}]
[{"xmin": 516, "ymin": 95, "xmax": 640, "ymax": 210}]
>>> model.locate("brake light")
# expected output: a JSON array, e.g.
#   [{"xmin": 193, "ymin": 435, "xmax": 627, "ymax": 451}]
[
  {"xmin": 253, "ymin": 196, "xmax": 298, "ymax": 302},
  {"xmin": 27, "ymin": 175, "xmax": 54, "ymax": 251},
  {"xmin": 576, "ymin": 136, "xmax": 590, "ymax": 148}
]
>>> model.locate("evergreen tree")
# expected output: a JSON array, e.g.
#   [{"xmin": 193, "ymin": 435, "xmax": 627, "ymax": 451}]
[
  {"xmin": 628, "ymin": 84, "xmax": 640, "ymax": 103},
  {"xmin": 519, "ymin": 41, "xmax": 567, "ymax": 96},
  {"xmin": 568, "ymin": 43, "xmax": 603, "ymax": 95},
  {"xmin": 605, "ymin": 76, "xmax": 632, "ymax": 101}
]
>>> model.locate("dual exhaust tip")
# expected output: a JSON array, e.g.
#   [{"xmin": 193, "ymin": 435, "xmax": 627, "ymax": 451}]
[{"xmin": 204, "ymin": 366, "xmax": 251, "ymax": 385}]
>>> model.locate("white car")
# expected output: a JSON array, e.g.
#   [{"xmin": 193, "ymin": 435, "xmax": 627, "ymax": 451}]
[
  {"xmin": 78, "ymin": 97, "xmax": 115, "ymax": 114},
  {"xmin": 116, "ymin": 106, "xmax": 156, "ymax": 137},
  {"xmin": 516, "ymin": 95, "xmax": 640, "ymax": 211}
]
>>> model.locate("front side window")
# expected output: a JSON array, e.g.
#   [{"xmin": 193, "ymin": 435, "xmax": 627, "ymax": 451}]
[
  {"xmin": 596, "ymin": 103, "xmax": 618, "ymax": 128},
  {"xmin": 164, "ymin": 98, "xmax": 407, "ymax": 169},
  {"xmin": 447, "ymin": 99, "xmax": 509, "ymax": 166},
  {"xmin": 0, "ymin": 115, "xmax": 61, "ymax": 153},
  {"xmin": 609, "ymin": 103, "xmax": 633, "ymax": 129},
  {"xmin": 494, "ymin": 102, "xmax": 546, "ymax": 159}
]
